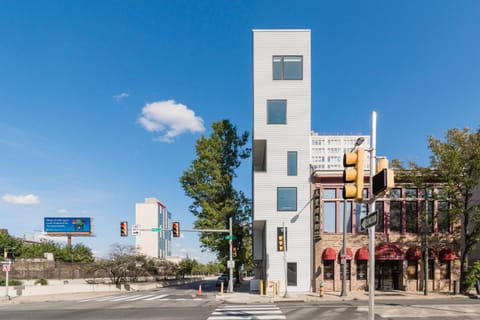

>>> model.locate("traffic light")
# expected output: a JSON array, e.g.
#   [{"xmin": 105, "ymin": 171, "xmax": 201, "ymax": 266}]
[
  {"xmin": 343, "ymin": 147, "xmax": 365, "ymax": 201},
  {"xmin": 120, "ymin": 221, "xmax": 128, "ymax": 237},
  {"xmin": 232, "ymin": 247, "xmax": 237, "ymax": 257},
  {"xmin": 277, "ymin": 227, "xmax": 286, "ymax": 252},
  {"xmin": 372, "ymin": 158, "xmax": 395, "ymax": 196},
  {"xmin": 172, "ymin": 222, "xmax": 180, "ymax": 238}
]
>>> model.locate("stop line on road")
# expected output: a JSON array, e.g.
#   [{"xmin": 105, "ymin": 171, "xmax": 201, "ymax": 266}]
[{"xmin": 207, "ymin": 304, "xmax": 286, "ymax": 320}]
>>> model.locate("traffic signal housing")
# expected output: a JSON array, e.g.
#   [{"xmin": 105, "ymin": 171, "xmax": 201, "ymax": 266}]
[
  {"xmin": 232, "ymin": 247, "xmax": 237, "ymax": 258},
  {"xmin": 372, "ymin": 158, "xmax": 395, "ymax": 196},
  {"xmin": 277, "ymin": 227, "xmax": 286, "ymax": 252},
  {"xmin": 120, "ymin": 221, "xmax": 128, "ymax": 237},
  {"xmin": 172, "ymin": 222, "xmax": 180, "ymax": 238},
  {"xmin": 343, "ymin": 147, "xmax": 365, "ymax": 201}
]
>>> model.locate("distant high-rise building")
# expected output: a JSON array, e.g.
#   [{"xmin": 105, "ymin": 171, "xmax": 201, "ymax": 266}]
[{"xmin": 135, "ymin": 198, "xmax": 172, "ymax": 259}]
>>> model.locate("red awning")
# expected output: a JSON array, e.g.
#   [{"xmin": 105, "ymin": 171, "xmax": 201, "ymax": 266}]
[
  {"xmin": 439, "ymin": 247, "xmax": 455, "ymax": 261},
  {"xmin": 406, "ymin": 247, "xmax": 422, "ymax": 260},
  {"xmin": 375, "ymin": 243, "xmax": 403, "ymax": 260},
  {"xmin": 322, "ymin": 247, "xmax": 336, "ymax": 261},
  {"xmin": 355, "ymin": 247, "xmax": 369, "ymax": 260},
  {"xmin": 337, "ymin": 248, "xmax": 353, "ymax": 260}
]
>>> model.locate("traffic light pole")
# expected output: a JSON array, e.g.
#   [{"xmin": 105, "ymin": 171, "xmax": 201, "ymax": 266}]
[{"xmin": 368, "ymin": 111, "xmax": 377, "ymax": 320}]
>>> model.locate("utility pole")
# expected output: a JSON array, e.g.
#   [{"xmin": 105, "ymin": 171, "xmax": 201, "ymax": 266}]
[
  {"xmin": 228, "ymin": 217, "xmax": 234, "ymax": 293},
  {"xmin": 424, "ymin": 187, "xmax": 429, "ymax": 296},
  {"xmin": 368, "ymin": 111, "xmax": 377, "ymax": 320}
]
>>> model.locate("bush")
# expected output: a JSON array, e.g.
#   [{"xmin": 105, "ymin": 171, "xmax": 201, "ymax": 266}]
[
  {"xmin": 0, "ymin": 278, "xmax": 23, "ymax": 286},
  {"xmin": 466, "ymin": 261, "xmax": 480, "ymax": 290},
  {"xmin": 34, "ymin": 278, "xmax": 48, "ymax": 286}
]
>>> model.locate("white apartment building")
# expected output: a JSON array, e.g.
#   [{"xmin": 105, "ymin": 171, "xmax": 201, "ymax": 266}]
[
  {"xmin": 135, "ymin": 197, "xmax": 172, "ymax": 259},
  {"xmin": 252, "ymin": 29, "xmax": 312, "ymax": 292},
  {"xmin": 311, "ymin": 133, "xmax": 370, "ymax": 171}
]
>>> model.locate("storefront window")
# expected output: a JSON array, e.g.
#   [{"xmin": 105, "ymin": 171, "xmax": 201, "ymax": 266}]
[{"xmin": 324, "ymin": 260, "xmax": 334, "ymax": 280}]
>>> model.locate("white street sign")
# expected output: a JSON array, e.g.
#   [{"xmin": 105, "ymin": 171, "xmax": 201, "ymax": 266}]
[
  {"xmin": 361, "ymin": 211, "xmax": 378, "ymax": 230},
  {"xmin": 132, "ymin": 224, "xmax": 140, "ymax": 236}
]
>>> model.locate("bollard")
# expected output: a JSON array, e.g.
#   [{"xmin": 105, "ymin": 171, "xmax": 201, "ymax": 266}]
[
  {"xmin": 259, "ymin": 279, "xmax": 263, "ymax": 296},
  {"xmin": 220, "ymin": 282, "xmax": 224, "ymax": 296},
  {"xmin": 273, "ymin": 282, "xmax": 277, "ymax": 298},
  {"xmin": 453, "ymin": 280, "xmax": 457, "ymax": 295}
]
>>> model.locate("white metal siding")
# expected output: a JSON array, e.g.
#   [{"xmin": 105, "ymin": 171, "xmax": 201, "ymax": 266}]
[{"xmin": 253, "ymin": 30, "xmax": 312, "ymax": 292}]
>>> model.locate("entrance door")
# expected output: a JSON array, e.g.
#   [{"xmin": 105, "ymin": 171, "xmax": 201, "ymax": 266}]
[{"xmin": 375, "ymin": 261, "xmax": 402, "ymax": 290}]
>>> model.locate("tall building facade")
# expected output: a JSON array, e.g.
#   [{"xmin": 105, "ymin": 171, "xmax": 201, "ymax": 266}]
[
  {"xmin": 135, "ymin": 197, "xmax": 172, "ymax": 259},
  {"xmin": 252, "ymin": 29, "xmax": 312, "ymax": 292},
  {"xmin": 251, "ymin": 29, "xmax": 459, "ymax": 294}
]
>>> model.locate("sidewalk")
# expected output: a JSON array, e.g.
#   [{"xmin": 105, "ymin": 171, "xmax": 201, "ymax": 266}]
[{"xmin": 216, "ymin": 279, "xmax": 479, "ymax": 304}]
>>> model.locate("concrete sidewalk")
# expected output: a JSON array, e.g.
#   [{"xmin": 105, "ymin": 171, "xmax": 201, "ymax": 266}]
[{"xmin": 216, "ymin": 280, "xmax": 479, "ymax": 304}]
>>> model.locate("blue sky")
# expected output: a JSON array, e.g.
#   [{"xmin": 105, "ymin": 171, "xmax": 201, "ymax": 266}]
[{"xmin": 1, "ymin": 1, "xmax": 479, "ymax": 263}]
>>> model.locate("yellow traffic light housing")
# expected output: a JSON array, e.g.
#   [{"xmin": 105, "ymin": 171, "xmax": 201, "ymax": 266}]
[
  {"xmin": 372, "ymin": 158, "xmax": 395, "ymax": 196},
  {"xmin": 277, "ymin": 227, "xmax": 286, "ymax": 252},
  {"xmin": 172, "ymin": 222, "xmax": 180, "ymax": 238},
  {"xmin": 120, "ymin": 221, "xmax": 128, "ymax": 237},
  {"xmin": 343, "ymin": 147, "xmax": 365, "ymax": 201}
]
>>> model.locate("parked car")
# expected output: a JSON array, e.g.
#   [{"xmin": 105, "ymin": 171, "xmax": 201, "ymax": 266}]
[{"xmin": 216, "ymin": 275, "xmax": 228, "ymax": 288}]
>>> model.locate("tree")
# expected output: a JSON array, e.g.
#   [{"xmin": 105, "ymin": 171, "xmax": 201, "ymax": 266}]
[
  {"xmin": 429, "ymin": 128, "xmax": 480, "ymax": 293},
  {"xmin": 394, "ymin": 128, "xmax": 480, "ymax": 293},
  {"xmin": 180, "ymin": 119, "xmax": 251, "ymax": 271},
  {"xmin": 93, "ymin": 244, "xmax": 148, "ymax": 285}
]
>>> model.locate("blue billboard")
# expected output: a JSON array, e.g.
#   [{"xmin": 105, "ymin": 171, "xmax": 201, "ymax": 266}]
[{"xmin": 44, "ymin": 217, "xmax": 92, "ymax": 234}]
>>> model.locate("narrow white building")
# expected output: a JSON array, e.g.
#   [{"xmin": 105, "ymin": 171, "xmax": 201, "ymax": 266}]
[
  {"xmin": 252, "ymin": 29, "xmax": 312, "ymax": 292},
  {"xmin": 135, "ymin": 197, "xmax": 172, "ymax": 259}
]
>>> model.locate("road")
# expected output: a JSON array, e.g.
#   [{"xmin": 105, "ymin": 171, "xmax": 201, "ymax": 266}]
[{"xmin": 1, "ymin": 280, "xmax": 479, "ymax": 320}]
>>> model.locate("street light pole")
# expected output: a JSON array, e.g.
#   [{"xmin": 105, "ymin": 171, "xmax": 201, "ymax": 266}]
[{"xmin": 341, "ymin": 137, "xmax": 365, "ymax": 297}]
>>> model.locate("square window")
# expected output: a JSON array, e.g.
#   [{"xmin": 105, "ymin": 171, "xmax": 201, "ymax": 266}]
[
  {"xmin": 277, "ymin": 187, "xmax": 297, "ymax": 211},
  {"xmin": 267, "ymin": 100, "xmax": 287, "ymax": 124},
  {"xmin": 272, "ymin": 56, "xmax": 303, "ymax": 80}
]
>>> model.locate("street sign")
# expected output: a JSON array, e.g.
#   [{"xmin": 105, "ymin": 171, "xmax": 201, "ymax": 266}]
[
  {"xmin": 224, "ymin": 235, "xmax": 237, "ymax": 240},
  {"xmin": 151, "ymin": 227, "xmax": 162, "ymax": 232},
  {"xmin": 3, "ymin": 264, "xmax": 11, "ymax": 272},
  {"xmin": 132, "ymin": 224, "xmax": 140, "ymax": 236},
  {"xmin": 360, "ymin": 211, "xmax": 378, "ymax": 230},
  {"xmin": 227, "ymin": 260, "xmax": 235, "ymax": 268}
]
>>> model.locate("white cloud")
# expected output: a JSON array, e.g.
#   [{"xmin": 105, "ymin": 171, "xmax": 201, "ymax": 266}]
[
  {"xmin": 58, "ymin": 209, "xmax": 68, "ymax": 214},
  {"xmin": 2, "ymin": 193, "xmax": 40, "ymax": 205},
  {"xmin": 113, "ymin": 92, "xmax": 129, "ymax": 100},
  {"xmin": 138, "ymin": 100, "xmax": 205, "ymax": 143}
]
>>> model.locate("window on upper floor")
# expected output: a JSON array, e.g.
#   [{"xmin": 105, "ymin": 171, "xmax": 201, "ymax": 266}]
[
  {"xmin": 277, "ymin": 187, "xmax": 297, "ymax": 211},
  {"xmin": 287, "ymin": 151, "xmax": 297, "ymax": 176},
  {"xmin": 273, "ymin": 56, "xmax": 303, "ymax": 80},
  {"xmin": 253, "ymin": 140, "xmax": 267, "ymax": 172},
  {"xmin": 267, "ymin": 100, "xmax": 287, "ymax": 124}
]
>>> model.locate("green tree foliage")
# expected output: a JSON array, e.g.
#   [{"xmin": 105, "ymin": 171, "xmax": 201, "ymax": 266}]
[
  {"xmin": 0, "ymin": 231, "xmax": 93, "ymax": 263},
  {"xmin": 393, "ymin": 128, "xmax": 480, "ymax": 293},
  {"xmin": 180, "ymin": 119, "xmax": 252, "ymax": 272}
]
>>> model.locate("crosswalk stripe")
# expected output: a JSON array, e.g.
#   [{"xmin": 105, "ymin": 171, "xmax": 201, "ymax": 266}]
[
  {"xmin": 125, "ymin": 294, "xmax": 155, "ymax": 301},
  {"xmin": 143, "ymin": 294, "xmax": 169, "ymax": 301},
  {"xmin": 207, "ymin": 305, "xmax": 286, "ymax": 320},
  {"xmin": 109, "ymin": 294, "xmax": 143, "ymax": 301}
]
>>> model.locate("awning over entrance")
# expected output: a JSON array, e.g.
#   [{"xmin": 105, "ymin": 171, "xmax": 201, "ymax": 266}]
[
  {"xmin": 406, "ymin": 247, "xmax": 422, "ymax": 260},
  {"xmin": 355, "ymin": 247, "xmax": 369, "ymax": 260},
  {"xmin": 322, "ymin": 247, "xmax": 336, "ymax": 260},
  {"xmin": 337, "ymin": 247, "xmax": 353, "ymax": 260},
  {"xmin": 375, "ymin": 243, "xmax": 403, "ymax": 260},
  {"xmin": 439, "ymin": 247, "xmax": 455, "ymax": 261}
]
